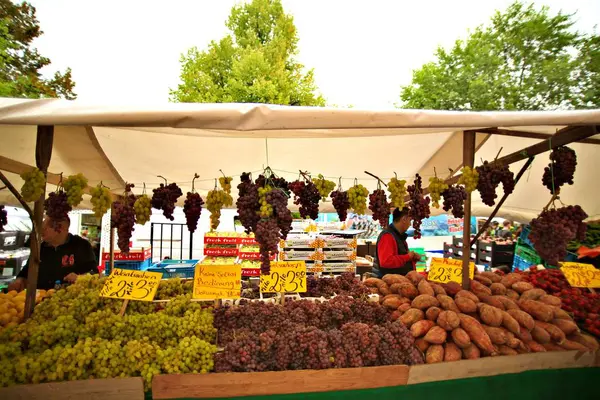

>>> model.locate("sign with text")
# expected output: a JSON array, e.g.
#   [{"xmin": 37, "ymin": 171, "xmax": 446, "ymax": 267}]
[
  {"xmin": 193, "ymin": 264, "xmax": 241, "ymax": 299},
  {"xmin": 99, "ymin": 268, "xmax": 162, "ymax": 301},
  {"xmin": 260, "ymin": 261, "xmax": 307, "ymax": 293},
  {"xmin": 428, "ymin": 257, "xmax": 475, "ymax": 285},
  {"xmin": 560, "ymin": 262, "xmax": 600, "ymax": 288}
]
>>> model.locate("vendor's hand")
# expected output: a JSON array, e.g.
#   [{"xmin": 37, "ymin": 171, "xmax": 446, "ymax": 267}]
[
  {"xmin": 63, "ymin": 273, "xmax": 79, "ymax": 283},
  {"xmin": 409, "ymin": 252, "xmax": 422, "ymax": 262},
  {"xmin": 7, "ymin": 278, "xmax": 26, "ymax": 292}
]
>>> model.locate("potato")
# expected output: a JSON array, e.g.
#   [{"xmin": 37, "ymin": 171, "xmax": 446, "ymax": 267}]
[
  {"xmin": 398, "ymin": 303, "xmax": 412, "ymax": 313},
  {"xmin": 383, "ymin": 274, "xmax": 410, "ymax": 286},
  {"xmin": 470, "ymin": 280, "xmax": 492, "ymax": 296},
  {"xmin": 455, "ymin": 290, "xmax": 479, "ymax": 303},
  {"xmin": 534, "ymin": 321, "xmax": 566, "ymax": 344},
  {"xmin": 479, "ymin": 271, "xmax": 502, "ymax": 283},
  {"xmin": 512, "ymin": 281, "xmax": 534, "ymax": 294},
  {"xmin": 411, "ymin": 294, "xmax": 440, "ymax": 310},
  {"xmin": 501, "ymin": 311, "xmax": 521, "ymax": 335},
  {"xmin": 389, "ymin": 283, "xmax": 404, "ymax": 295},
  {"xmin": 437, "ymin": 310, "xmax": 460, "ymax": 331},
  {"xmin": 519, "ymin": 288, "xmax": 547, "ymax": 301},
  {"xmin": 451, "ymin": 327, "xmax": 472, "ymax": 348},
  {"xmin": 500, "ymin": 273, "xmax": 523, "ymax": 288},
  {"xmin": 478, "ymin": 303, "xmax": 503, "ymax": 327},
  {"xmin": 444, "ymin": 342, "xmax": 462, "ymax": 361},
  {"xmin": 436, "ymin": 294, "xmax": 460, "ymax": 312},
  {"xmin": 531, "ymin": 324, "xmax": 551, "ymax": 344},
  {"xmin": 568, "ymin": 333, "xmax": 599, "ymax": 351},
  {"xmin": 418, "ymin": 280, "xmax": 435, "ymax": 296},
  {"xmin": 538, "ymin": 295, "xmax": 561, "ymax": 307},
  {"xmin": 415, "ymin": 337, "xmax": 430, "ymax": 353},
  {"xmin": 551, "ymin": 306, "xmax": 573, "ymax": 320},
  {"xmin": 455, "ymin": 297, "xmax": 478, "ymax": 313},
  {"xmin": 407, "ymin": 271, "xmax": 425, "ymax": 286},
  {"xmin": 482, "ymin": 325, "xmax": 509, "ymax": 345},
  {"xmin": 426, "ymin": 306, "xmax": 442, "ymax": 321},
  {"xmin": 505, "ymin": 289, "xmax": 520, "ymax": 301},
  {"xmin": 424, "ymin": 326, "xmax": 448, "ymax": 344},
  {"xmin": 426, "ymin": 344, "xmax": 445, "ymax": 364},
  {"xmin": 382, "ymin": 295, "xmax": 408, "ymax": 310},
  {"xmin": 429, "ymin": 282, "xmax": 447, "ymax": 296},
  {"xmin": 478, "ymin": 295, "xmax": 506, "ymax": 310},
  {"xmin": 518, "ymin": 326, "xmax": 533, "ymax": 342},
  {"xmin": 462, "ymin": 344, "xmax": 481, "ymax": 359},
  {"xmin": 400, "ymin": 308, "xmax": 425, "ymax": 327},
  {"xmin": 543, "ymin": 342, "xmax": 566, "ymax": 352},
  {"xmin": 390, "ymin": 310, "xmax": 402, "ymax": 321},
  {"xmin": 498, "ymin": 344, "xmax": 519, "ymax": 355},
  {"xmin": 474, "ymin": 275, "xmax": 493, "ymax": 286},
  {"xmin": 377, "ymin": 281, "xmax": 391, "ymax": 296},
  {"xmin": 490, "ymin": 283, "xmax": 507, "ymax": 295},
  {"xmin": 442, "ymin": 282, "xmax": 462, "ymax": 297},
  {"xmin": 363, "ymin": 278, "xmax": 384, "ymax": 287},
  {"xmin": 411, "ymin": 320, "xmax": 436, "ymax": 338},
  {"xmin": 525, "ymin": 340, "xmax": 547, "ymax": 353},
  {"xmin": 560, "ymin": 340, "xmax": 589, "ymax": 351},
  {"xmin": 494, "ymin": 295, "xmax": 519, "ymax": 311},
  {"xmin": 458, "ymin": 313, "xmax": 496, "ymax": 355},
  {"xmin": 396, "ymin": 282, "xmax": 419, "ymax": 299},
  {"xmin": 507, "ymin": 309, "xmax": 535, "ymax": 331},
  {"xmin": 518, "ymin": 299, "xmax": 554, "ymax": 322}
]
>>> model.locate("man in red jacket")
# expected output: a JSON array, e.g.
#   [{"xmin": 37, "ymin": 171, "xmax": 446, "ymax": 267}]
[{"xmin": 371, "ymin": 207, "xmax": 421, "ymax": 278}]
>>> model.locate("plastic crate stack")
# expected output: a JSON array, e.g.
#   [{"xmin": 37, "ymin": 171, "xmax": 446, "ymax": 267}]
[
  {"xmin": 281, "ymin": 234, "xmax": 357, "ymax": 274},
  {"xmin": 477, "ymin": 240, "xmax": 516, "ymax": 269},
  {"xmin": 443, "ymin": 236, "xmax": 478, "ymax": 263},
  {"xmin": 102, "ymin": 248, "xmax": 152, "ymax": 275}
]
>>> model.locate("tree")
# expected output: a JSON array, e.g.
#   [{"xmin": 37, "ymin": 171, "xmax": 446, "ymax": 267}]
[
  {"xmin": 399, "ymin": 1, "xmax": 599, "ymax": 110},
  {"xmin": 170, "ymin": 0, "xmax": 324, "ymax": 106},
  {"xmin": 0, "ymin": 0, "xmax": 76, "ymax": 100}
]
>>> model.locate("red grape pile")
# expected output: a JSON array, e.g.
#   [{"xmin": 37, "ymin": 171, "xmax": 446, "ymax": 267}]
[
  {"xmin": 407, "ymin": 174, "xmax": 431, "ymax": 239},
  {"xmin": 183, "ymin": 192, "xmax": 203, "ymax": 233},
  {"xmin": 441, "ymin": 184, "xmax": 467, "ymax": 218},
  {"xmin": 236, "ymin": 172, "xmax": 261, "ymax": 233},
  {"xmin": 475, "ymin": 161, "xmax": 515, "ymax": 206},
  {"xmin": 529, "ymin": 205, "xmax": 587, "ymax": 266},
  {"xmin": 111, "ymin": 184, "xmax": 137, "ymax": 253},
  {"xmin": 331, "ymin": 189, "xmax": 350, "ymax": 222},
  {"xmin": 288, "ymin": 179, "xmax": 320, "ymax": 220},
  {"xmin": 304, "ymin": 272, "xmax": 371, "ymax": 298},
  {"xmin": 151, "ymin": 181, "xmax": 182, "ymax": 220},
  {"xmin": 0, "ymin": 205, "xmax": 7, "ymax": 232},
  {"xmin": 542, "ymin": 146, "xmax": 577, "ymax": 195},
  {"xmin": 368, "ymin": 188, "xmax": 390, "ymax": 228},
  {"xmin": 44, "ymin": 191, "xmax": 72, "ymax": 232}
]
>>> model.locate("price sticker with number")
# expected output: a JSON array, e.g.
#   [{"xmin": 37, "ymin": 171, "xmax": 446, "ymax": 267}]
[
  {"xmin": 193, "ymin": 264, "xmax": 242, "ymax": 300},
  {"xmin": 427, "ymin": 257, "xmax": 475, "ymax": 285},
  {"xmin": 99, "ymin": 268, "xmax": 163, "ymax": 301},
  {"xmin": 560, "ymin": 262, "xmax": 600, "ymax": 288},
  {"xmin": 260, "ymin": 261, "xmax": 307, "ymax": 293}
]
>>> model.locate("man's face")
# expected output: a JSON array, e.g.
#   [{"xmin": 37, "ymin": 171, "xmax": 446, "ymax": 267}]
[
  {"xmin": 400, "ymin": 215, "xmax": 411, "ymax": 231},
  {"xmin": 41, "ymin": 217, "xmax": 60, "ymax": 243}
]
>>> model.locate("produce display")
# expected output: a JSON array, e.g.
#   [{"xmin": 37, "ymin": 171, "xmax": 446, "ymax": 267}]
[
  {"xmin": 151, "ymin": 179, "xmax": 182, "ymax": 221},
  {"xmin": 387, "ymin": 174, "xmax": 407, "ymax": 209},
  {"xmin": 62, "ymin": 173, "xmax": 88, "ymax": 207},
  {"xmin": 304, "ymin": 272, "xmax": 371, "ymax": 298},
  {"xmin": 312, "ymin": 174, "xmax": 336, "ymax": 200},
  {"xmin": 407, "ymin": 174, "xmax": 431, "ymax": 239},
  {"xmin": 19, "ymin": 168, "xmax": 46, "ymax": 202},
  {"xmin": 111, "ymin": 184, "xmax": 137, "ymax": 253},
  {"xmin": 568, "ymin": 221, "xmax": 600, "ymax": 251},
  {"xmin": 0, "ymin": 289, "xmax": 53, "ymax": 328},
  {"xmin": 89, "ymin": 183, "xmax": 112, "ymax": 217},
  {"xmin": 475, "ymin": 161, "xmax": 515, "ymax": 206},
  {"xmin": 542, "ymin": 146, "xmax": 576, "ymax": 195}
]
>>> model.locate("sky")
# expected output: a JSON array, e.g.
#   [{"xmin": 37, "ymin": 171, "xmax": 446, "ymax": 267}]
[{"xmin": 28, "ymin": 0, "xmax": 600, "ymax": 109}]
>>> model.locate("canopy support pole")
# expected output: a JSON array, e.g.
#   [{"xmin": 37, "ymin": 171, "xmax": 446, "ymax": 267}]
[{"xmin": 461, "ymin": 131, "xmax": 475, "ymax": 289}]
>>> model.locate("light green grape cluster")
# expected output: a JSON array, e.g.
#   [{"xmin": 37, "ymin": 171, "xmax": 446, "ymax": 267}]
[
  {"xmin": 155, "ymin": 278, "xmax": 185, "ymax": 299},
  {"xmin": 90, "ymin": 183, "xmax": 112, "ymax": 217},
  {"xmin": 347, "ymin": 184, "xmax": 369, "ymax": 215},
  {"xmin": 133, "ymin": 194, "xmax": 151, "ymax": 225},
  {"xmin": 387, "ymin": 177, "xmax": 407, "ymax": 209},
  {"xmin": 311, "ymin": 174, "xmax": 336, "ymax": 200},
  {"xmin": 206, "ymin": 189, "xmax": 230, "ymax": 230},
  {"xmin": 20, "ymin": 168, "xmax": 46, "ymax": 202},
  {"xmin": 428, "ymin": 176, "xmax": 449, "ymax": 208},
  {"xmin": 458, "ymin": 166, "xmax": 480, "ymax": 193},
  {"xmin": 258, "ymin": 185, "xmax": 273, "ymax": 218},
  {"xmin": 219, "ymin": 176, "xmax": 233, "ymax": 196},
  {"xmin": 63, "ymin": 173, "xmax": 88, "ymax": 207}
]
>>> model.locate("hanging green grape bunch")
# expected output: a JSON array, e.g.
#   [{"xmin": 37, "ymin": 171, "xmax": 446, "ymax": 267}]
[
  {"xmin": 134, "ymin": 194, "xmax": 152, "ymax": 225},
  {"xmin": 90, "ymin": 183, "xmax": 112, "ymax": 217},
  {"xmin": 347, "ymin": 181, "xmax": 369, "ymax": 215},
  {"xmin": 20, "ymin": 167, "xmax": 46, "ymax": 202},
  {"xmin": 311, "ymin": 174, "xmax": 336, "ymax": 200},
  {"xmin": 387, "ymin": 174, "xmax": 407, "ymax": 209},
  {"xmin": 428, "ymin": 175, "xmax": 448, "ymax": 208},
  {"xmin": 63, "ymin": 173, "xmax": 89, "ymax": 207},
  {"xmin": 458, "ymin": 166, "xmax": 479, "ymax": 193}
]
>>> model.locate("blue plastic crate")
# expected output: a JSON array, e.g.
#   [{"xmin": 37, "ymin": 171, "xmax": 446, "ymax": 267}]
[
  {"xmin": 147, "ymin": 259, "xmax": 199, "ymax": 279},
  {"xmin": 512, "ymin": 254, "xmax": 537, "ymax": 271},
  {"xmin": 519, "ymin": 225, "xmax": 533, "ymax": 248},
  {"xmin": 104, "ymin": 258, "xmax": 151, "ymax": 275}
]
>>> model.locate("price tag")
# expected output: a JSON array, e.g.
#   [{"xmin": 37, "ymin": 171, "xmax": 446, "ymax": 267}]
[
  {"xmin": 99, "ymin": 269, "xmax": 162, "ymax": 301},
  {"xmin": 560, "ymin": 263, "xmax": 600, "ymax": 288},
  {"xmin": 260, "ymin": 261, "xmax": 307, "ymax": 293},
  {"xmin": 193, "ymin": 264, "xmax": 241, "ymax": 299},
  {"xmin": 428, "ymin": 257, "xmax": 475, "ymax": 284}
]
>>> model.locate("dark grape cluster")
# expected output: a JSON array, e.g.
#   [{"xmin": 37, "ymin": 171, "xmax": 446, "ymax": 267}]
[
  {"xmin": 475, "ymin": 161, "xmax": 515, "ymax": 206},
  {"xmin": 288, "ymin": 180, "xmax": 320, "ymax": 220},
  {"xmin": 266, "ymin": 189, "xmax": 293, "ymax": 239},
  {"xmin": 183, "ymin": 192, "xmax": 203, "ymax": 233},
  {"xmin": 407, "ymin": 174, "xmax": 431, "ymax": 239},
  {"xmin": 111, "ymin": 184, "xmax": 136, "ymax": 253},
  {"xmin": 542, "ymin": 146, "xmax": 577, "ymax": 194},
  {"xmin": 368, "ymin": 189, "xmax": 390, "ymax": 228},
  {"xmin": 255, "ymin": 219, "xmax": 280, "ymax": 274},
  {"xmin": 441, "ymin": 185, "xmax": 467, "ymax": 218},
  {"xmin": 304, "ymin": 272, "xmax": 371, "ymax": 298},
  {"xmin": 529, "ymin": 205, "xmax": 588, "ymax": 266},
  {"xmin": 330, "ymin": 190, "xmax": 350, "ymax": 222},
  {"xmin": 236, "ymin": 173, "xmax": 261, "ymax": 233},
  {"xmin": 151, "ymin": 182, "xmax": 182, "ymax": 220},
  {"xmin": 44, "ymin": 191, "xmax": 72, "ymax": 232},
  {"xmin": 0, "ymin": 205, "xmax": 7, "ymax": 232}
]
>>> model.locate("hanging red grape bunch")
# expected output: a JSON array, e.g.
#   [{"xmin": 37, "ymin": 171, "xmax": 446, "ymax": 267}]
[
  {"xmin": 151, "ymin": 176, "xmax": 182, "ymax": 221},
  {"xmin": 288, "ymin": 171, "xmax": 320, "ymax": 220},
  {"xmin": 366, "ymin": 172, "xmax": 391, "ymax": 228},
  {"xmin": 111, "ymin": 183, "xmax": 136, "ymax": 253},
  {"xmin": 44, "ymin": 174, "xmax": 72, "ymax": 233},
  {"xmin": 183, "ymin": 173, "xmax": 204, "ymax": 233},
  {"xmin": 331, "ymin": 178, "xmax": 350, "ymax": 222},
  {"xmin": 475, "ymin": 158, "xmax": 514, "ymax": 207},
  {"xmin": 407, "ymin": 174, "xmax": 430, "ymax": 239},
  {"xmin": 542, "ymin": 146, "xmax": 576, "ymax": 195}
]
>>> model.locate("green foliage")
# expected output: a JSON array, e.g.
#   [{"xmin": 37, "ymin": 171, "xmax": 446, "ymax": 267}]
[
  {"xmin": 0, "ymin": 0, "xmax": 76, "ymax": 99},
  {"xmin": 170, "ymin": 0, "xmax": 324, "ymax": 106},
  {"xmin": 399, "ymin": 1, "xmax": 599, "ymax": 110}
]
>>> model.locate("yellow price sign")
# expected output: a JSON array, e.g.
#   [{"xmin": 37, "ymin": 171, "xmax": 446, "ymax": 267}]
[
  {"xmin": 560, "ymin": 263, "xmax": 600, "ymax": 288},
  {"xmin": 193, "ymin": 264, "xmax": 241, "ymax": 300},
  {"xmin": 428, "ymin": 257, "xmax": 475, "ymax": 285},
  {"xmin": 560, "ymin": 262, "xmax": 595, "ymax": 270},
  {"xmin": 260, "ymin": 261, "xmax": 307, "ymax": 293},
  {"xmin": 99, "ymin": 268, "xmax": 162, "ymax": 301}
]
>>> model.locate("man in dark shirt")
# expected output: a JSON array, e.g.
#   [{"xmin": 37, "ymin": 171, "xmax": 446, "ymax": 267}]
[{"xmin": 8, "ymin": 216, "xmax": 99, "ymax": 291}]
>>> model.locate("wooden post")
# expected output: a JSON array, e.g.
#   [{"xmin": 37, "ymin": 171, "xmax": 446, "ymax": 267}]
[
  {"xmin": 119, "ymin": 299, "xmax": 129, "ymax": 316},
  {"xmin": 461, "ymin": 131, "xmax": 476, "ymax": 289},
  {"xmin": 24, "ymin": 126, "xmax": 54, "ymax": 319},
  {"xmin": 109, "ymin": 227, "xmax": 115, "ymax": 274}
]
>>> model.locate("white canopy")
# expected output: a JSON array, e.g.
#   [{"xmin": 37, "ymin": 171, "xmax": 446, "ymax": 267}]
[{"xmin": 1, "ymin": 97, "xmax": 599, "ymax": 223}]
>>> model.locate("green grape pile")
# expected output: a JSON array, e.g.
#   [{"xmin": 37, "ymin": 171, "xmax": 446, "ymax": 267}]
[
  {"xmin": 458, "ymin": 166, "xmax": 479, "ymax": 193},
  {"xmin": 427, "ymin": 176, "xmax": 448, "ymax": 208},
  {"xmin": 19, "ymin": 168, "xmax": 46, "ymax": 202},
  {"xmin": 347, "ymin": 183, "xmax": 369, "ymax": 215},
  {"xmin": 258, "ymin": 185, "xmax": 273, "ymax": 217},
  {"xmin": 90, "ymin": 183, "xmax": 112, "ymax": 217},
  {"xmin": 387, "ymin": 176, "xmax": 407, "ymax": 209},
  {"xmin": 206, "ymin": 188, "xmax": 229, "ymax": 230},
  {"xmin": 133, "ymin": 194, "xmax": 152, "ymax": 225},
  {"xmin": 311, "ymin": 174, "xmax": 336, "ymax": 200},
  {"xmin": 63, "ymin": 173, "xmax": 88, "ymax": 207}
]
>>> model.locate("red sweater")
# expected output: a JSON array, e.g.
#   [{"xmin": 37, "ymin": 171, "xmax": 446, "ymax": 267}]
[{"xmin": 376, "ymin": 233, "xmax": 414, "ymax": 270}]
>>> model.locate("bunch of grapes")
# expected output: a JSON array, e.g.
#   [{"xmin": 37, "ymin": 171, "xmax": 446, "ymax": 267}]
[
  {"xmin": 20, "ymin": 168, "xmax": 46, "ymax": 202},
  {"xmin": 311, "ymin": 174, "xmax": 336, "ymax": 200},
  {"xmin": 0, "ymin": 205, "xmax": 7, "ymax": 232},
  {"xmin": 266, "ymin": 188, "xmax": 293, "ymax": 239},
  {"xmin": 458, "ymin": 166, "xmax": 479, "ymax": 193},
  {"xmin": 347, "ymin": 183, "xmax": 369, "ymax": 215},
  {"xmin": 529, "ymin": 205, "xmax": 587, "ymax": 266},
  {"xmin": 44, "ymin": 191, "xmax": 72, "ymax": 231},
  {"xmin": 288, "ymin": 179, "xmax": 320, "ymax": 220},
  {"xmin": 133, "ymin": 194, "xmax": 151, "ymax": 225},
  {"xmin": 407, "ymin": 174, "xmax": 430, "ymax": 239},
  {"xmin": 441, "ymin": 184, "xmax": 467, "ymax": 218},
  {"xmin": 387, "ymin": 176, "xmax": 407, "ymax": 209},
  {"xmin": 111, "ymin": 184, "xmax": 136, "ymax": 253},
  {"xmin": 475, "ymin": 161, "xmax": 515, "ymax": 206},
  {"xmin": 427, "ymin": 176, "xmax": 448, "ymax": 208},
  {"xmin": 62, "ymin": 173, "xmax": 88, "ymax": 207},
  {"xmin": 236, "ymin": 173, "xmax": 260, "ymax": 233},
  {"xmin": 183, "ymin": 192, "xmax": 203, "ymax": 233},
  {"xmin": 542, "ymin": 146, "xmax": 577, "ymax": 195},
  {"xmin": 151, "ymin": 182, "xmax": 182, "ymax": 220},
  {"xmin": 330, "ymin": 189, "xmax": 350, "ymax": 222},
  {"xmin": 258, "ymin": 185, "xmax": 274, "ymax": 218},
  {"xmin": 368, "ymin": 188, "xmax": 390, "ymax": 228},
  {"xmin": 89, "ymin": 183, "xmax": 112, "ymax": 217},
  {"xmin": 255, "ymin": 219, "xmax": 280, "ymax": 275},
  {"xmin": 206, "ymin": 188, "xmax": 229, "ymax": 230},
  {"xmin": 219, "ymin": 176, "xmax": 233, "ymax": 195}
]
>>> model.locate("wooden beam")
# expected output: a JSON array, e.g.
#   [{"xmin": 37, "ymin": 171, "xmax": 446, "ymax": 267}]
[
  {"xmin": 461, "ymin": 131, "xmax": 476, "ymax": 290},
  {"xmin": 469, "ymin": 127, "xmax": 600, "ymax": 145},
  {"xmin": 0, "ymin": 377, "xmax": 144, "ymax": 400}
]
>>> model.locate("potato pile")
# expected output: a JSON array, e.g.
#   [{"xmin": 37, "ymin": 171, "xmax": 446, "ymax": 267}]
[{"xmin": 364, "ymin": 271, "xmax": 599, "ymax": 364}]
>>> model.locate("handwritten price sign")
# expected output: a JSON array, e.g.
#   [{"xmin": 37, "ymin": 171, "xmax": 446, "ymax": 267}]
[
  {"xmin": 560, "ymin": 262, "xmax": 600, "ymax": 288},
  {"xmin": 260, "ymin": 261, "xmax": 307, "ymax": 293},
  {"xmin": 99, "ymin": 269, "xmax": 162, "ymax": 301},
  {"xmin": 428, "ymin": 257, "xmax": 475, "ymax": 285},
  {"xmin": 193, "ymin": 264, "xmax": 241, "ymax": 300}
]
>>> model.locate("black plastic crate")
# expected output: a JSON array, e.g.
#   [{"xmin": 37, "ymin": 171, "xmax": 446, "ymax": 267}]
[
  {"xmin": 0, "ymin": 249, "xmax": 30, "ymax": 277},
  {"xmin": 0, "ymin": 232, "xmax": 19, "ymax": 251}
]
